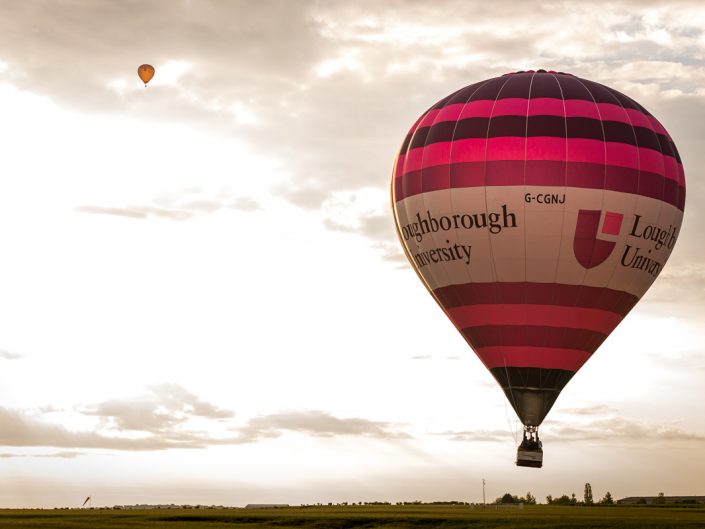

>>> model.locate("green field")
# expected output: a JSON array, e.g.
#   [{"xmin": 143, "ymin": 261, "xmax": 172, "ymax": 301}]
[{"xmin": 1, "ymin": 505, "xmax": 704, "ymax": 529}]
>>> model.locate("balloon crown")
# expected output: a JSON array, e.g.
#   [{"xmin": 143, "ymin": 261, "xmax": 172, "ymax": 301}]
[{"xmin": 503, "ymin": 69, "xmax": 575, "ymax": 76}]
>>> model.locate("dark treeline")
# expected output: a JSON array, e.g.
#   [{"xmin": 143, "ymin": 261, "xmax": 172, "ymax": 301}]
[{"xmin": 300, "ymin": 501, "xmax": 471, "ymax": 507}]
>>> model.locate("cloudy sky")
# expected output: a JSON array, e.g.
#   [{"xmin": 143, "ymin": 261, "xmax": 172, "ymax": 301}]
[{"xmin": 0, "ymin": 0, "xmax": 703, "ymax": 508}]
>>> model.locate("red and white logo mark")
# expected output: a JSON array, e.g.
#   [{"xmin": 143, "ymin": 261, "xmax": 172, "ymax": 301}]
[{"xmin": 574, "ymin": 209, "xmax": 624, "ymax": 269}]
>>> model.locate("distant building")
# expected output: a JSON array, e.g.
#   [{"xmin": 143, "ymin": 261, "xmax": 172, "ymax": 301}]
[
  {"xmin": 245, "ymin": 504, "xmax": 290, "ymax": 509},
  {"xmin": 618, "ymin": 496, "xmax": 705, "ymax": 505}
]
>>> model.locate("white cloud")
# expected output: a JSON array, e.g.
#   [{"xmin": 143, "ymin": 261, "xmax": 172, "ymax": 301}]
[
  {"xmin": 76, "ymin": 190, "xmax": 261, "ymax": 221},
  {"xmin": 545, "ymin": 416, "xmax": 705, "ymax": 444},
  {"xmin": 0, "ymin": 349, "xmax": 22, "ymax": 360},
  {"xmin": 316, "ymin": 50, "xmax": 363, "ymax": 78},
  {"xmin": 237, "ymin": 410, "xmax": 411, "ymax": 442},
  {"xmin": 81, "ymin": 384, "xmax": 234, "ymax": 434},
  {"xmin": 0, "ymin": 387, "xmax": 412, "ymax": 453},
  {"xmin": 0, "ymin": 451, "xmax": 84, "ymax": 459},
  {"xmin": 433, "ymin": 429, "xmax": 508, "ymax": 442},
  {"xmin": 151, "ymin": 60, "xmax": 192, "ymax": 86},
  {"xmin": 228, "ymin": 101, "xmax": 258, "ymax": 124},
  {"xmin": 557, "ymin": 405, "xmax": 617, "ymax": 416}
]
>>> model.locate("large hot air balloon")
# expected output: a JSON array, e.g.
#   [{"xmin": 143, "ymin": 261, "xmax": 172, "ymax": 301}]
[
  {"xmin": 138, "ymin": 64, "xmax": 155, "ymax": 86},
  {"xmin": 390, "ymin": 70, "xmax": 685, "ymax": 468}
]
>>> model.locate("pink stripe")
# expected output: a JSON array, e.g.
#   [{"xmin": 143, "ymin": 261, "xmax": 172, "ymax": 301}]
[
  {"xmin": 637, "ymin": 147, "xmax": 667, "ymax": 176},
  {"xmin": 401, "ymin": 137, "xmax": 674, "ymax": 180},
  {"xmin": 484, "ymin": 137, "xmax": 534, "ymax": 160},
  {"xmin": 447, "ymin": 304, "xmax": 623, "ymax": 334},
  {"xmin": 476, "ymin": 346, "xmax": 590, "ymax": 371},
  {"xmin": 408, "ymin": 113, "xmax": 427, "ymax": 133},
  {"xmin": 407, "ymin": 99, "xmax": 664, "ymax": 136},
  {"xmin": 401, "ymin": 111, "xmax": 435, "ymax": 146},
  {"xmin": 418, "ymin": 109, "xmax": 441, "ymax": 129},
  {"xmin": 493, "ymin": 98, "xmax": 530, "ymax": 116},
  {"xmin": 590, "ymin": 102, "xmax": 631, "ymax": 122},
  {"xmin": 527, "ymin": 137, "xmax": 568, "ymax": 161},
  {"xmin": 605, "ymin": 141, "xmax": 635, "ymax": 169},
  {"xmin": 435, "ymin": 105, "xmax": 463, "ymax": 123},
  {"xmin": 565, "ymin": 138, "xmax": 605, "ymax": 165},
  {"xmin": 527, "ymin": 98, "xmax": 565, "ymax": 116},
  {"xmin": 459, "ymin": 100, "xmax": 496, "ymax": 119},
  {"xmin": 647, "ymin": 115, "xmax": 668, "ymax": 137},
  {"xmin": 426, "ymin": 141, "xmax": 453, "ymax": 166},
  {"xmin": 563, "ymin": 99, "xmax": 601, "ymax": 120},
  {"xmin": 403, "ymin": 147, "xmax": 426, "ymax": 173},
  {"xmin": 394, "ymin": 153, "xmax": 406, "ymax": 177},
  {"xmin": 674, "ymin": 160, "xmax": 683, "ymax": 189},
  {"xmin": 624, "ymin": 108, "xmax": 654, "ymax": 130}
]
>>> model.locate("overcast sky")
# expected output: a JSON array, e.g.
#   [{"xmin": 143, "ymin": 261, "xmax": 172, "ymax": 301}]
[{"xmin": 0, "ymin": 0, "xmax": 703, "ymax": 508}]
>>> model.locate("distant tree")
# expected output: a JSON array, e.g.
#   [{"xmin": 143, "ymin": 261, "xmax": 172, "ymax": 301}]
[
  {"xmin": 654, "ymin": 492, "xmax": 666, "ymax": 505},
  {"xmin": 500, "ymin": 493, "xmax": 515, "ymax": 504},
  {"xmin": 570, "ymin": 493, "xmax": 578, "ymax": 506},
  {"xmin": 636, "ymin": 498, "xmax": 647, "ymax": 505},
  {"xmin": 546, "ymin": 495, "xmax": 553, "ymax": 504},
  {"xmin": 584, "ymin": 483, "xmax": 593, "ymax": 505},
  {"xmin": 525, "ymin": 492, "xmax": 536, "ymax": 505},
  {"xmin": 553, "ymin": 495, "xmax": 573, "ymax": 506},
  {"xmin": 600, "ymin": 492, "xmax": 614, "ymax": 505}
]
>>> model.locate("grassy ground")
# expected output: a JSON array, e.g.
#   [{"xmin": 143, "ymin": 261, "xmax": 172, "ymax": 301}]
[{"xmin": 0, "ymin": 504, "xmax": 704, "ymax": 529}]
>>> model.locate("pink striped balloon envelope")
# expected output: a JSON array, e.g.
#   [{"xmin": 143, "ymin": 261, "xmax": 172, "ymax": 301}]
[{"xmin": 390, "ymin": 70, "xmax": 685, "ymax": 466}]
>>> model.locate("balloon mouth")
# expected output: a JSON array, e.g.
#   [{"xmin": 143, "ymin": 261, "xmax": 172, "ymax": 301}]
[{"xmin": 503, "ymin": 69, "xmax": 574, "ymax": 76}]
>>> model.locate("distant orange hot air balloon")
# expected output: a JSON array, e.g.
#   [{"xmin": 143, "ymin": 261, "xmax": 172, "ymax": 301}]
[{"xmin": 137, "ymin": 64, "xmax": 155, "ymax": 86}]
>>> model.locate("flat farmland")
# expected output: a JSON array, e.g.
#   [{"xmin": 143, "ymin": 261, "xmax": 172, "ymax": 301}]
[{"xmin": 1, "ymin": 505, "xmax": 704, "ymax": 529}]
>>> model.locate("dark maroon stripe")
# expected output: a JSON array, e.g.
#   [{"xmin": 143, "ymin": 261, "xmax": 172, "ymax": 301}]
[
  {"xmin": 434, "ymin": 282, "xmax": 639, "ymax": 316},
  {"xmin": 399, "ymin": 133, "xmax": 413, "ymax": 156},
  {"xmin": 468, "ymin": 76, "xmax": 513, "ymax": 101},
  {"xmin": 400, "ymin": 116, "xmax": 675, "ymax": 160},
  {"xmin": 664, "ymin": 138, "xmax": 682, "ymax": 164},
  {"xmin": 527, "ymin": 73, "xmax": 563, "ymax": 99},
  {"xmin": 409, "ymin": 124, "xmax": 434, "ymax": 150},
  {"xmin": 424, "ymin": 72, "xmax": 648, "ymax": 113},
  {"xmin": 579, "ymin": 78, "xmax": 648, "ymax": 113},
  {"xmin": 442, "ymin": 80, "xmax": 487, "ymax": 107},
  {"xmin": 398, "ymin": 84, "xmax": 482, "ymax": 152},
  {"xmin": 431, "ymin": 81, "xmax": 486, "ymax": 110},
  {"xmin": 402, "ymin": 78, "xmax": 511, "ymax": 153},
  {"xmin": 393, "ymin": 160, "xmax": 685, "ymax": 210},
  {"xmin": 461, "ymin": 325, "xmax": 607, "ymax": 351},
  {"xmin": 497, "ymin": 73, "xmax": 535, "ymax": 98},
  {"xmin": 554, "ymin": 74, "xmax": 594, "ymax": 103}
]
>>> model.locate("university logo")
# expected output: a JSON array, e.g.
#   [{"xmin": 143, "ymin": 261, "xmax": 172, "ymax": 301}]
[{"xmin": 573, "ymin": 209, "xmax": 624, "ymax": 269}]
